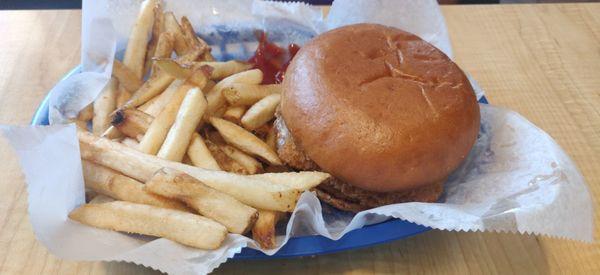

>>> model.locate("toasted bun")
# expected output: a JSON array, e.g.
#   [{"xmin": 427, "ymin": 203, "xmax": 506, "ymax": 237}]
[{"xmin": 281, "ymin": 24, "xmax": 480, "ymax": 192}]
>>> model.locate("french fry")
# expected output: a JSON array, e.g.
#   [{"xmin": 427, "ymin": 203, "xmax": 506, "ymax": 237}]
[
  {"xmin": 206, "ymin": 69, "xmax": 263, "ymax": 117},
  {"xmin": 187, "ymin": 133, "xmax": 221, "ymax": 170},
  {"xmin": 223, "ymin": 84, "xmax": 282, "ymax": 106},
  {"xmin": 204, "ymin": 138, "xmax": 248, "ymax": 174},
  {"xmin": 70, "ymin": 118, "xmax": 88, "ymax": 131},
  {"xmin": 92, "ymin": 78, "xmax": 118, "ymax": 135},
  {"xmin": 78, "ymin": 104, "xmax": 94, "ymax": 122},
  {"xmin": 138, "ymin": 79, "xmax": 184, "ymax": 117},
  {"xmin": 154, "ymin": 59, "xmax": 209, "ymax": 88},
  {"xmin": 153, "ymin": 32, "xmax": 175, "ymax": 60},
  {"xmin": 79, "ymin": 131, "xmax": 329, "ymax": 211},
  {"xmin": 82, "ymin": 160, "xmax": 188, "ymax": 211},
  {"xmin": 209, "ymin": 117, "xmax": 282, "ymax": 165},
  {"xmin": 163, "ymin": 12, "xmax": 189, "ymax": 55},
  {"xmin": 146, "ymin": 168, "xmax": 258, "ymax": 234},
  {"xmin": 123, "ymin": 73, "xmax": 175, "ymax": 108},
  {"xmin": 112, "ymin": 60, "xmax": 143, "ymax": 92},
  {"xmin": 116, "ymin": 85, "xmax": 133, "ymax": 107},
  {"xmin": 194, "ymin": 61, "xmax": 252, "ymax": 80},
  {"xmin": 122, "ymin": 0, "xmax": 157, "ymax": 79},
  {"xmin": 111, "ymin": 108, "xmax": 153, "ymax": 141},
  {"xmin": 241, "ymin": 94, "xmax": 281, "ymax": 130},
  {"xmin": 143, "ymin": 2, "xmax": 165, "ymax": 76},
  {"xmin": 204, "ymin": 80, "xmax": 216, "ymax": 92},
  {"xmin": 252, "ymin": 210, "xmax": 283, "ymax": 249},
  {"xmin": 69, "ymin": 201, "xmax": 227, "ymax": 250},
  {"xmin": 138, "ymin": 84, "xmax": 191, "ymax": 154},
  {"xmin": 222, "ymin": 106, "xmax": 246, "ymax": 124},
  {"xmin": 265, "ymin": 126, "xmax": 277, "ymax": 151},
  {"xmin": 157, "ymin": 87, "xmax": 207, "ymax": 161},
  {"xmin": 89, "ymin": 194, "xmax": 114, "ymax": 204},
  {"xmin": 180, "ymin": 16, "xmax": 209, "ymax": 53},
  {"xmin": 121, "ymin": 137, "xmax": 139, "ymax": 149},
  {"xmin": 219, "ymin": 144, "xmax": 262, "ymax": 174}
]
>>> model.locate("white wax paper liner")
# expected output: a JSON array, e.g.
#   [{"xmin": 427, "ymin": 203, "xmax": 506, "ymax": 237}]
[{"xmin": 0, "ymin": 0, "xmax": 592, "ymax": 274}]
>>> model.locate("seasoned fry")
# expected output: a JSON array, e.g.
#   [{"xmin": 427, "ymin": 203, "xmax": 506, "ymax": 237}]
[
  {"xmin": 138, "ymin": 79, "xmax": 184, "ymax": 117},
  {"xmin": 163, "ymin": 12, "xmax": 189, "ymax": 55},
  {"xmin": 112, "ymin": 60, "xmax": 143, "ymax": 92},
  {"xmin": 82, "ymin": 160, "xmax": 188, "ymax": 211},
  {"xmin": 69, "ymin": 201, "xmax": 227, "ymax": 250},
  {"xmin": 143, "ymin": 2, "xmax": 165, "ymax": 76},
  {"xmin": 222, "ymin": 106, "xmax": 246, "ymax": 124},
  {"xmin": 241, "ymin": 94, "xmax": 281, "ymax": 130},
  {"xmin": 121, "ymin": 137, "xmax": 139, "ymax": 149},
  {"xmin": 223, "ymin": 84, "xmax": 282, "ymax": 106},
  {"xmin": 194, "ymin": 61, "xmax": 252, "ymax": 80},
  {"xmin": 180, "ymin": 16, "xmax": 209, "ymax": 53},
  {"xmin": 206, "ymin": 69, "xmax": 263, "ymax": 116},
  {"xmin": 252, "ymin": 210, "xmax": 283, "ymax": 249},
  {"xmin": 92, "ymin": 78, "xmax": 118, "ymax": 135},
  {"xmin": 209, "ymin": 117, "xmax": 282, "ymax": 165},
  {"xmin": 79, "ymin": 131, "xmax": 329, "ymax": 211},
  {"xmin": 157, "ymin": 87, "xmax": 207, "ymax": 161},
  {"xmin": 138, "ymin": 84, "xmax": 191, "ymax": 154},
  {"xmin": 78, "ymin": 104, "xmax": 94, "ymax": 122},
  {"xmin": 122, "ymin": 0, "xmax": 156, "ymax": 78},
  {"xmin": 111, "ymin": 108, "xmax": 153, "ymax": 141},
  {"xmin": 146, "ymin": 168, "xmax": 258, "ymax": 234},
  {"xmin": 123, "ymin": 73, "xmax": 175, "ymax": 108},
  {"xmin": 187, "ymin": 133, "xmax": 221, "ymax": 170},
  {"xmin": 220, "ymin": 145, "xmax": 262, "ymax": 174}
]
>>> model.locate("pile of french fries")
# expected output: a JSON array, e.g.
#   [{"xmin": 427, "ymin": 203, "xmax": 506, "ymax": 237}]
[{"xmin": 72, "ymin": 0, "xmax": 329, "ymax": 250}]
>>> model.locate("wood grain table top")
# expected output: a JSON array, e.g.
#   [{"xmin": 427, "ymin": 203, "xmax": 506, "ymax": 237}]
[{"xmin": 0, "ymin": 3, "xmax": 598, "ymax": 274}]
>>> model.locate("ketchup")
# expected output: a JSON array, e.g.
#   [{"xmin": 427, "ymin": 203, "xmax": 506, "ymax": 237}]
[{"xmin": 248, "ymin": 31, "xmax": 300, "ymax": 84}]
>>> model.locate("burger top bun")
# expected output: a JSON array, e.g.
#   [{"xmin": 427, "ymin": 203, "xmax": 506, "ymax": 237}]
[{"xmin": 281, "ymin": 23, "xmax": 480, "ymax": 192}]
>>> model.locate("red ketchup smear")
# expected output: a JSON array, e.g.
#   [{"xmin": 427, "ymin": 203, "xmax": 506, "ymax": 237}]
[{"xmin": 248, "ymin": 31, "xmax": 300, "ymax": 84}]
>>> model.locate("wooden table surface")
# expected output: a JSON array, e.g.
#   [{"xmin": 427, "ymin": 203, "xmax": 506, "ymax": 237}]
[{"xmin": 1, "ymin": 3, "xmax": 599, "ymax": 274}]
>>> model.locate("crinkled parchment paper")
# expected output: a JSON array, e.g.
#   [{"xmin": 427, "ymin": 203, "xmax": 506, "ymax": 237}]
[{"xmin": 0, "ymin": 0, "xmax": 592, "ymax": 274}]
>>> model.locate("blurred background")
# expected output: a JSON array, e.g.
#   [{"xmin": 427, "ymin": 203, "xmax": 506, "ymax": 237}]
[{"xmin": 0, "ymin": 0, "xmax": 597, "ymax": 9}]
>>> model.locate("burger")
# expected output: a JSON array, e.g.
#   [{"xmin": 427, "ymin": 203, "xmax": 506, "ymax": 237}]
[{"xmin": 276, "ymin": 24, "xmax": 480, "ymax": 212}]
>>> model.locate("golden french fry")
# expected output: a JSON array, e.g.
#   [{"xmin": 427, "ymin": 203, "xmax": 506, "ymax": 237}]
[
  {"xmin": 163, "ymin": 12, "xmax": 189, "ymax": 55},
  {"xmin": 223, "ymin": 84, "xmax": 282, "ymax": 106},
  {"xmin": 146, "ymin": 168, "xmax": 258, "ymax": 234},
  {"xmin": 78, "ymin": 131, "xmax": 330, "ymax": 211},
  {"xmin": 220, "ymin": 144, "xmax": 262, "ymax": 174},
  {"xmin": 143, "ymin": 2, "xmax": 165, "ymax": 76},
  {"xmin": 192, "ymin": 61, "xmax": 253, "ymax": 80},
  {"xmin": 121, "ymin": 137, "xmax": 139, "ymax": 149},
  {"xmin": 116, "ymin": 85, "xmax": 133, "ymax": 107},
  {"xmin": 112, "ymin": 60, "xmax": 143, "ymax": 92},
  {"xmin": 89, "ymin": 194, "xmax": 114, "ymax": 204},
  {"xmin": 209, "ymin": 117, "xmax": 282, "ymax": 165},
  {"xmin": 157, "ymin": 87, "xmax": 207, "ymax": 161},
  {"xmin": 82, "ymin": 160, "xmax": 188, "ymax": 211},
  {"xmin": 222, "ymin": 106, "xmax": 247, "ymax": 124},
  {"xmin": 179, "ymin": 16, "xmax": 209, "ymax": 53},
  {"xmin": 204, "ymin": 80, "xmax": 216, "ymax": 92},
  {"xmin": 78, "ymin": 104, "xmax": 94, "ymax": 122},
  {"xmin": 92, "ymin": 78, "xmax": 118, "ymax": 135},
  {"xmin": 206, "ymin": 69, "xmax": 263, "ymax": 116},
  {"xmin": 138, "ymin": 79, "xmax": 184, "ymax": 117},
  {"xmin": 187, "ymin": 133, "xmax": 221, "ymax": 170},
  {"xmin": 122, "ymin": 0, "xmax": 157, "ymax": 78},
  {"xmin": 124, "ymin": 73, "xmax": 175, "ymax": 108},
  {"xmin": 241, "ymin": 94, "xmax": 281, "ymax": 130},
  {"xmin": 111, "ymin": 108, "xmax": 153, "ymax": 141},
  {"xmin": 138, "ymin": 84, "xmax": 191, "ymax": 154},
  {"xmin": 204, "ymin": 137, "xmax": 248, "ymax": 174},
  {"xmin": 154, "ymin": 59, "xmax": 208, "ymax": 88},
  {"xmin": 252, "ymin": 210, "xmax": 283, "ymax": 249},
  {"xmin": 153, "ymin": 32, "xmax": 175, "ymax": 59},
  {"xmin": 69, "ymin": 201, "xmax": 227, "ymax": 249}
]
